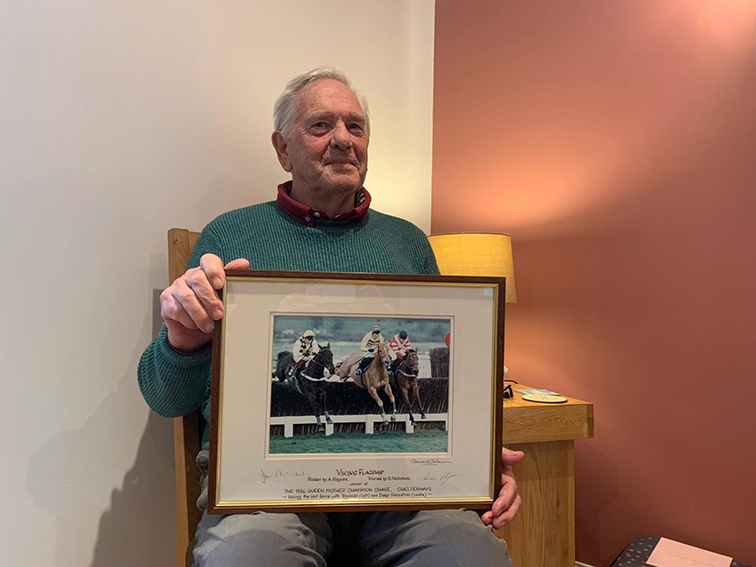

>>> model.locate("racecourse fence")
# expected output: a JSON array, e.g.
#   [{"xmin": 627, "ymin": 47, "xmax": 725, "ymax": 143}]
[
  {"xmin": 270, "ymin": 377, "xmax": 449, "ymax": 436},
  {"xmin": 270, "ymin": 413, "xmax": 448, "ymax": 437}
]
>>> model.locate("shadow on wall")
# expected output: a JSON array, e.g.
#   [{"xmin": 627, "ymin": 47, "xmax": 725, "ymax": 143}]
[
  {"xmin": 89, "ymin": 412, "xmax": 175, "ymax": 567},
  {"xmin": 26, "ymin": 304, "xmax": 176, "ymax": 567}
]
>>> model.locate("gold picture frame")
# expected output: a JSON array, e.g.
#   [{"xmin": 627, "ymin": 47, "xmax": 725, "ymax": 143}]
[{"xmin": 208, "ymin": 270, "xmax": 505, "ymax": 514}]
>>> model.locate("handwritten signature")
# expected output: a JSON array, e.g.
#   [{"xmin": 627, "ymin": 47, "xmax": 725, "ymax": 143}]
[
  {"xmin": 260, "ymin": 469, "xmax": 308, "ymax": 484},
  {"xmin": 421, "ymin": 471, "xmax": 463, "ymax": 485},
  {"xmin": 411, "ymin": 458, "xmax": 452, "ymax": 466}
]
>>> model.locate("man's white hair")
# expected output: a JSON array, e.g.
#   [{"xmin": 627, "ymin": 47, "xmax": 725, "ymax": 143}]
[{"xmin": 273, "ymin": 66, "xmax": 370, "ymax": 139}]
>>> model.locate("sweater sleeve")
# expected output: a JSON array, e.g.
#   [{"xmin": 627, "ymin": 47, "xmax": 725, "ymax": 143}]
[
  {"xmin": 136, "ymin": 227, "xmax": 224, "ymax": 417},
  {"xmin": 419, "ymin": 233, "xmax": 441, "ymax": 276}
]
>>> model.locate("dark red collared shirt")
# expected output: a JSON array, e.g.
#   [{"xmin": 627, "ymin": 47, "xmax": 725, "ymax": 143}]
[{"xmin": 276, "ymin": 181, "xmax": 371, "ymax": 227}]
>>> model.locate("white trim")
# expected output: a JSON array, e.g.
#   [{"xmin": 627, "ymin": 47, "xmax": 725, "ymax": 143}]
[{"xmin": 575, "ymin": 561, "xmax": 595, "ymax": 567}]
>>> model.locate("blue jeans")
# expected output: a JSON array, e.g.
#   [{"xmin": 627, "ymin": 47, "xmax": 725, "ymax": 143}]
[
  {"xmin": 192, "ymin": 452, "xmax": 512, "ymax": 567},
  {"xmin": 193, "ymin": 509, "xmax": 512, "ymax": 567}
]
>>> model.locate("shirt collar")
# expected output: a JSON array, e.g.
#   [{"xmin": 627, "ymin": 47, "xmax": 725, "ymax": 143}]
[{"xmin": 276, "ymin": 181, "xmax": 371, "ymax": 227}]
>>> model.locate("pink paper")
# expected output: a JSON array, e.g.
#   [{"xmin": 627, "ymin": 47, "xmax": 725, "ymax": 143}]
[{"xmin": 646, "ymin": 537, "xmax": 732, "ymax": 567}]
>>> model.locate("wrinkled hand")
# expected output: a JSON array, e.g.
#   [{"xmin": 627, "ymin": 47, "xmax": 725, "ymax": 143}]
[
  {"xmin": 480, "ymin": 447, "xmax": 524, "ymax": 529},
  {"xmin": 160, "ymin": 253, "xmax": 249, "ymax": 352}
]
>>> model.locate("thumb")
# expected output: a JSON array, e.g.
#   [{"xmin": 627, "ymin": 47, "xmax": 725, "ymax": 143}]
[
  {"xmin": 501, "ymin": 447, "xmax": 525, "ymax": 465},
  {"xmin": 225, "ymin": 258, "xmax": 250, "ymax": 270}
]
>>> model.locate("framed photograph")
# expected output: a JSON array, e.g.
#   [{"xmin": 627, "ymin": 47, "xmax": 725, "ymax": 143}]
[{"xmin": 208, "ymin": 270, "xmax": 505, "ymax": 514}]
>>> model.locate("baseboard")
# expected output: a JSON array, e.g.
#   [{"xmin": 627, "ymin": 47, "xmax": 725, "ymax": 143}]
[{"xmin": 575, "ymin": 562, "xmax": 594, "ymax": 567}]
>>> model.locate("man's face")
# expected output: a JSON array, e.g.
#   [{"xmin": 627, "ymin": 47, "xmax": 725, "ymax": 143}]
[{"xmin": 273, "ymin": 79, "xmax": 369, "ymax": 197}]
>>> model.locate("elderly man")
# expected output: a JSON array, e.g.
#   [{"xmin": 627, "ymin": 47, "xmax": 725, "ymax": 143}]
[{"xmin": 138, "ymin": 67, "xmax": 522, "ymax": 567}]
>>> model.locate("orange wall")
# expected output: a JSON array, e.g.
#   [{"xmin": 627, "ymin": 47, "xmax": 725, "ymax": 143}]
[{"xmin": 432, "ymin": 1, "xmax": 756, "ymax": 565}]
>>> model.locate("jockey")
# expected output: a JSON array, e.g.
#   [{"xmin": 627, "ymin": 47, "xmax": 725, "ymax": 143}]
[
  {"xmin": 389, "ymin": 330, "xmax": 412, "ymax": 358},
  {"xmin": 355, "ymin": 325, "xmax": 384, "ymax": 376},
  {"xmin": 360, "ymin": 325, "xmax": 384, "ymax": 353},
  {"xmin": 288, "ymin": 330, "xmax": 320, "ymax": 378},
  {"xmin": 388, "ymin": 330, "xmax": 413, "ymax": 380}
]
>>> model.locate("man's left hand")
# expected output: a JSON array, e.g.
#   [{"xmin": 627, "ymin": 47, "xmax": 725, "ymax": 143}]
[{"xmin": 480, "ymin": 447, "xmax": 524, "ymax": 529}]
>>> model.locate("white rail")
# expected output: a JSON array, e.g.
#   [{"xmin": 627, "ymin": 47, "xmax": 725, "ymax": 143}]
[{"xmin": 270, "ymin": 413, "xmax": 448, "ymax": 437}]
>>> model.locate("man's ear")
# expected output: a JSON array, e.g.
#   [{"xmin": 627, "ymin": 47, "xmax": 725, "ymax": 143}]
[{"xmin": 271, "ymin": 131, "xmax": 292, "ymax": 172}]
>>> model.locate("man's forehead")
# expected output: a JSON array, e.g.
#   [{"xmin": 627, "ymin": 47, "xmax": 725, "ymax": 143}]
[
  {"xmin": 296, "ymin": 79, "xmax": 364, "ymax": 117},
  {"xmin": 305, "ymin": 109, "xmax": 366, "ymax": 122}
]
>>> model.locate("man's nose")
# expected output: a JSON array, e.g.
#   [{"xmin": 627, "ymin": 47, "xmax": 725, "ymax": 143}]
[{"xmin": 330, "ymin": 121, "xmax": 352, "ymax": 149}]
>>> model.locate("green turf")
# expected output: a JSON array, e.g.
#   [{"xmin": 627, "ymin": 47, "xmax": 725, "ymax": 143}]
[{"xmin": 269, "ymin": 429, "xmax": 448, "ymax": 454}]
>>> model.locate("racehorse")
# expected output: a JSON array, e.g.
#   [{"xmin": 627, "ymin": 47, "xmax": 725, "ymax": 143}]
[
  {"xmin": 390, "ymin": 349, "xmax": 426, "ymax": 425},
  {"xmin": 336, "ymin": 342, "xmax": 396, "ymax": 422},
  {"xmin": 272, "ymin": 345, "xmax": 336, "ymax": 433}
]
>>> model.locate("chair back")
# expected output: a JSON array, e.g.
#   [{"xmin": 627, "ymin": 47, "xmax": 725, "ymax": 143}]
[
  {"xmin": 167, "ymin": 228, "xmax": 203, "ymax": 567},
  {"xmin": 166, "ymin": 228, "xmax": 356, "ymax": 567}
]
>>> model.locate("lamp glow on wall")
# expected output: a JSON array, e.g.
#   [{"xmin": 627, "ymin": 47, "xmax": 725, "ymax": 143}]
[{"xmin": 427, "ymin": 232, "xmax": 516, "ymax": 374}]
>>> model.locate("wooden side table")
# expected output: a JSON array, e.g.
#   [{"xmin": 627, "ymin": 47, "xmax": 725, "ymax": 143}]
[{"xmin": 494, "ymin": 385, "xmax": 594, "ymax": 567}]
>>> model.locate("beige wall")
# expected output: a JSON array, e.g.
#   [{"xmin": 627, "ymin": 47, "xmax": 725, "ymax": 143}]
[
  {"xmin": 0, "ymin": 2, "xmax": 434, "ymax": 565},
  {"xmin": 432, "ymin": 1, "xmax": 756, "ymax": 565}
]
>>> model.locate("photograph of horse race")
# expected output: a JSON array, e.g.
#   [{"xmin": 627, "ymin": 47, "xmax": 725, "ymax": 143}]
[{"xmin": 269, "ymin": 314, "xmax": 452, "ymax": 455}]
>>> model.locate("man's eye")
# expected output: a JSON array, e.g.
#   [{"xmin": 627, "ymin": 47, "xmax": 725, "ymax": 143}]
[
  {"xmin": 312, "ymin": 122, "xmax": 328, "ymax": 129},
  {"xmin": 349, "ymin": 124, "xmax": 366, "ymax": 136}
]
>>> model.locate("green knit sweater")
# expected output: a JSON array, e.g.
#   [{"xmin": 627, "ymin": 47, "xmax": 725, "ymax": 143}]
[{"xmin": 137, "ymin": 201, "xmax": 439, "ymax": 450}]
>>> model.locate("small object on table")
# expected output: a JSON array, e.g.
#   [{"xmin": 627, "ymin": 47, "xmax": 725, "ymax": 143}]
[
  {"xmin": 521, "ymin": 394, "xmax": 568, "ymax": 404},
  {"xmin": 515, "ymin": 388, "xmax": 561, "ymax": 396}
]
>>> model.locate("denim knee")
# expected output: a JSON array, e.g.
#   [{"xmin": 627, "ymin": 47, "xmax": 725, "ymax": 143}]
[
  {"xmin": 412, "ymin": 512, "xmax": 509, "ymax": 567},
  {"xmin": 193, "ymin": 513, "xmax": 331, "ymax": 567},
  {"xmin": 421, "ymin": 514, "xmax": 511, "ymax": 567},
  {"xmin": 360, "ymin": 509, "xmax": 511, "ymax": 567}
]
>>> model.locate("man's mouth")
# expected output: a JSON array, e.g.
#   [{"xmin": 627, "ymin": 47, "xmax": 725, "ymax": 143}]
[{"xmin": 326, "ymin": 158, "xmax": 357, "ymax": 167}]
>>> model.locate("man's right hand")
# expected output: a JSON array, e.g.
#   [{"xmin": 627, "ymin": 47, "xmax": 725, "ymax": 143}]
[{"xmin": 160, "ymin": 253, "xmax": 250, "ymax": 353}]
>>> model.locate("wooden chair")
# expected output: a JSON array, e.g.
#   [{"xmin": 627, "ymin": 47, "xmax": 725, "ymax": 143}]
[
  {"xmin": 166, "ymin": 227, "xmax": 372, "ymax": 567},
  {"xmin": 167, "ymin": 228, "xmax": 359, "ymax": 567},
  {"xmin": 167, "ymin": 228, "xmax": 203, "ymax": 567}
]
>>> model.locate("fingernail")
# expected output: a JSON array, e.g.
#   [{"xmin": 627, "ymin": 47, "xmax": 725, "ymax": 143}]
[
  {"xmin": 213, "ymin": 278, "xmax": 223, "ymax": 288},
  {"xmin": 212, "ymin": 309, "xmax": 223, "ymax": 319},
  {"xmin": 204, "ymin": 322, "xmax": 215, "ymax": 333}
]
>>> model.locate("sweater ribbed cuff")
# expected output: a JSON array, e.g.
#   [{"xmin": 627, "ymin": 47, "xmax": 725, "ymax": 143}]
[{"xmin": 156, "ymin": 324, "xmax": 212, "ymax": 369}]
